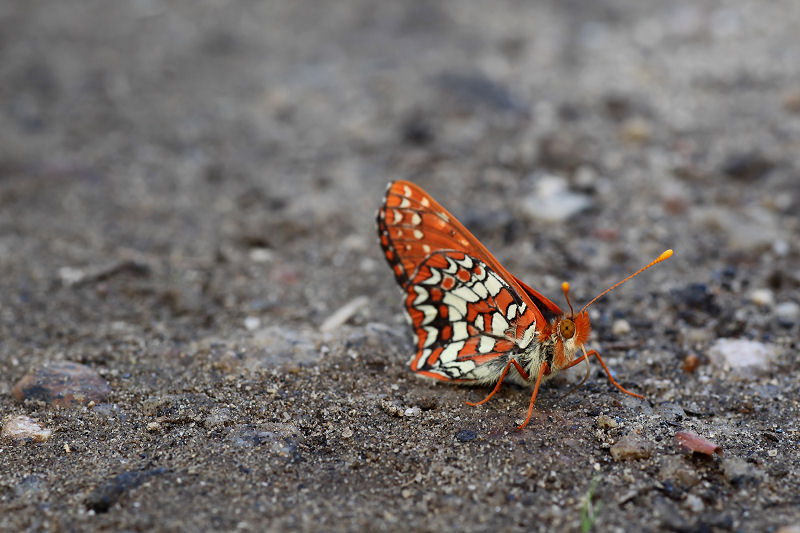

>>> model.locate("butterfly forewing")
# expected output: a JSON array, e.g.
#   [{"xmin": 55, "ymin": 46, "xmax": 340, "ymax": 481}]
[{"xmin": 377, "ymin": 180, "xmax": 546, "ymax": 383}]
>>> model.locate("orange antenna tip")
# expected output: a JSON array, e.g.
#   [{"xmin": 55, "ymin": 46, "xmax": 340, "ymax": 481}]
[
  {"xmin": 561, "ymin": 282, "xmax": 575, "ymax": 316},
  {"xmin": 579, "ymin": 248, "xmax": 674, "ymax": 314}
]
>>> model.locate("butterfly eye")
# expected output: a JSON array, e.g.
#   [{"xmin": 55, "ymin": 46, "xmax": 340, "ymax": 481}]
[{"xmin": 559, "ymin": 319, "xmax": 575, "ymax": 339}]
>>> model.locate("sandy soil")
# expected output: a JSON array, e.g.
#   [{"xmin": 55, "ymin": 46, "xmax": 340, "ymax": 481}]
[{"xmin": 1, "ymin": 1, "xmax": 799, "ymax": 531}]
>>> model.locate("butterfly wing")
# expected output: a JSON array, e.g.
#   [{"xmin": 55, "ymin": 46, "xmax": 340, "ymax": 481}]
[{"xmin": 377, "ymin": 180, "xmax": 549, "ymax": 383}]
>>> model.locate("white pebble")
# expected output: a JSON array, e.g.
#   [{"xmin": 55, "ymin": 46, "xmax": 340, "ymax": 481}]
[
  {"xmin": 404, "ymin": 407, "xmax": 421, "ymax": 417},
  {"xmin": 749, "ymin": 289, "xmax": 774, "ymax": 307},
  {"xmin": 772, "ymin": 240, "xmax": 789, "ymax": 256},
  {"xmin": 244, "ymin": 316, "xmax": 261, "ymax": 331},
  {"xmin": 684, "ymin": 494, "xmax": 705, "ymax": 513},
  {"xmin": 775, "ymin": 301, "xmax": 799, "ymax": 323},
  {"xmin": 612, "ymin": 319, "xmax": 632, "ymax": 336},
  {"xmin": 249, "ymin": 248, "xmax": 273, "ymax": 263},
  {"xmin": 520, "ymin": 174, "xmax": 592, "ymax": 223},
  {"xmin": 1, "ymin": 415, "xmax": 52, "ymax": 442},
  {"xmin": 707, "ymin": 338, "xmax": 777, "ymax": 377}
]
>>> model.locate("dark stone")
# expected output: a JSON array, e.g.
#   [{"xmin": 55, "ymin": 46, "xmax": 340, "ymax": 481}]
[
  {"xmin": 12, "ymin": 361, "xmax": 111, "ymax": 407},
  {"xmin": 455, "ymin": 429, "xmax": 477, "ymax": 442},
  {"xmin": 721, "ymin": 152, "xmax": 775, "ymax": 181},
  {"xmin": 86, "ymin": 468, "xmax": 168, "ymax": 513},
  {"xmin": 400, "ymin": 113, "xmax": 434, "ymax": 146}
]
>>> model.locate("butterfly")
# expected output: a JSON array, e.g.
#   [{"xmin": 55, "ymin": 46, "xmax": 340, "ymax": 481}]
[{"xmin": 376, "ymin": 180, "xmax": 672, "ymax": 429}]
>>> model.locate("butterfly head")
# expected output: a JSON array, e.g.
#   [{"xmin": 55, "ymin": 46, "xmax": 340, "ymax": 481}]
[
  {"xmin": 546, "ymin": 283, "xmax": 592, "ymax": 371},
  {"xmin": 548, "ymin": 249, "xmax": 674, "ymax": 372}
]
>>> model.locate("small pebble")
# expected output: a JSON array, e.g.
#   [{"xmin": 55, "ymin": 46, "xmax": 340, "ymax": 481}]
[
  {"xmin": 749, "ymin": 288, "xmax": 774, "ymax": 307},
  {"xmin": 773, "ymin": 240, "xmax": 790, "ymax": 256},
  {"xmin": 684, "ymin": 494, "xmax": 705, "ymax": 513},
  {"xmin": 249, "ymin": 247, "xmax": 273, "ymax": 263},
  {"xmin": 244, "ymin": 316, "xmax": 261, "ymax": 331},
  {"xmin": 610, "ymin": 433, "xmax": 653, "ymax": 461},
  {"xmin": 722, "ymin": 152, "xmax": 774, "ymax": 181},
  {"xmin": 775, "ymin": 301, "xmax": 799, "ymax": 323},
  {"xmin": 682, "ymin": 354, "xmax": 700, "ymax": 373},
  {"xmin": 456, "ymin": 429, "xmax": 477, "ymax": 442},
  {"xmin": 1, "ymin": 415, "xmax": 52, "ymax": 442},
  {"xmin": 341, "ymin": 427, "xmax": 353, "ymax": 439},
  {"xmin": 403, "ymin": 407, "xmax": 421, "ymax": 417},
  {"xmin": 58, "ymin": 266, "xmax": 86, "ymax": 286},
  {"xmin": 657, "ymin": 402, "xmax": 685, "ymax": 423},
  {"xmin": 620, "ymin": 117, "xmax": 652, "ymax": 143},
  {"xmin": 146, "ymin": 421, "xmax": 161, "ymax": 432},
  {"xmin": 659, "ymin": 455, "xmax": 701, "ymax": 488},
  {"xmin": 12, "ymin": 361, "xmax": 111, "ymax": 407},
  {"xmin": 86, "ymin": 468, "xmax": 168, "ymax": 513},
  {"xmin": 612, "ymin": 319, "xmax": 631, "ymax": 336},
  {"xmin": 597, "ymin": 414, "xmax": 619, "ymax": 429},
  {"xmin": 707, "ymin": 338, "xmax": 777, "ymax": 377},
  {"xmin": 722, "ymin": 456, "xmax": 763, "ymax": 485},
  {"xmin": 520, "ymin": 175, "xmax": 591, "ymax": 223}
]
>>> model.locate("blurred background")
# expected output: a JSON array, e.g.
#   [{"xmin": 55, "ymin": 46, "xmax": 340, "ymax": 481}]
[{"xmin": 1, "ymin": 1, "xmax": 799, "ymax": 531}]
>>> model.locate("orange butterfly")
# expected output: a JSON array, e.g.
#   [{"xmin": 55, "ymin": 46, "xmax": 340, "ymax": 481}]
[{"xmin": 377, "ymin": 180, "xmax": 672, "ymax": 429}]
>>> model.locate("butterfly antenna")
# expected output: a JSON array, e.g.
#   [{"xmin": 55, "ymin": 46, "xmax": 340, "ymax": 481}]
[
  {"xmin": 561, "ymin": 282, "xmax": 575, "ymax": 316},
  {"xmin": 579, "ymin": 249, "xmax": 673, "ymax": 314}
]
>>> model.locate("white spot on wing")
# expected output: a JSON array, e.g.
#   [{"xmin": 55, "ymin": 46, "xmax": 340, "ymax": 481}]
[
  {"xmin": 506, "ymin": 303, "xmax": 517, "ymax": 320},
  {"xmin": 421, "ymin": 196, "xmax": 430, "ymax": 207},
  {"xmin": 474, "ymin": 315, "xmax": 484, "ymax": 331},
  {"xmin": 478, "ymin": 336, "xmax": 495, "ymax": 353},
  {"xmin": 418, "ymin": 304, "xmax": 437, "ymax": 325},
  {"xmin": 422, "ymin": 244, "xmax": 431, "ymax": 255},
  {"xmin": 484, "ymin": 273, "xmax": 504, "ymax": 297},
  {"xmin": 443, "ymin": 291, "xmax": 467, "ymax": 319},
  {"xmin": 403, "ymin": 184, "xmax": 412, "ymax": 197},
  {"xmin": 411, "ymin": 213, "xmax": 422, "ymax": 226},
  {"xmin": 439, "ymin": 341, "xmax": 465, "ymax": 363},
  {"xmin": 491, "ymin": 312, "xmax": 509, "ymax": 337},
  {"xmin": 472, "ymin": 281, "xmax": 488, "ymax": 299},
  {"xmin": 400, "ymin": 198, "xmax": 411, "ymax": 208},
  {"xmin": 457, "ymin": 256, "xmax": 473, "ymax": 269},
  {"xmin": 423, "ymin": 326, "xmax": 438, "ymax": 347},
  {"xmin": 447, "ymin": 300, "xmax": 464, "ymax": 321},
  {"xmin": 518, "ymin": 324, "xmax": 537, "ymax": 349},
  {"xmin": 421, "ymin": 267, "xmax": 442, "ymax": 286},
  {"xmin": 452, "ymin": 286, "xmax": 480, "ymax": 303},
  {"xmin": 392, "ymin": 209, "xmax": 402, "ymax": 224},
  {"xmin": 413, "ymin": 285, "xmax": 428, "ymax": 306},
  {"xmin": 452, "ymin": 321, "xmax": 468, "ymax": 341},
  {"xmin": 413, "ymin": 229, "xmax": 424, "ymax": 240}
]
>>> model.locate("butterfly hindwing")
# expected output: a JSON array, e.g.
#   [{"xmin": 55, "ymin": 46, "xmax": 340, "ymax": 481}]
[{"xmin": 377, "ymin": 181, "xmax": 543, "ymax": 383}]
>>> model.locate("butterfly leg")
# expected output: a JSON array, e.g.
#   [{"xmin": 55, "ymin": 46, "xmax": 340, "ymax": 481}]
[
  {"xmin": 563, "ymin": 350, "xmax": 644, "ymax": 400},
  {"xmin": 465, "ymin": 359, "xmax": 529, "ymax": 407},
  {"xmin": 517, "ymin": 362, "xmax": 550, "ymax": 430}
]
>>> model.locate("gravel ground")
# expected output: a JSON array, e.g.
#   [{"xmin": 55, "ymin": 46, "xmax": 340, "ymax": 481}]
[{"xmin": 1, "ymin": 1, "xmax": 799, "ymax": 532}]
